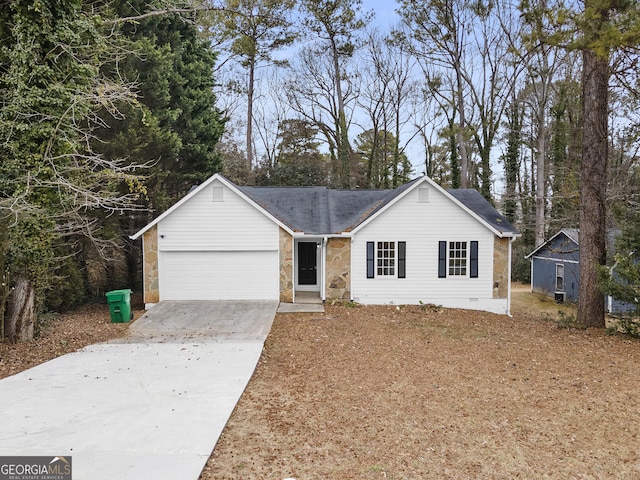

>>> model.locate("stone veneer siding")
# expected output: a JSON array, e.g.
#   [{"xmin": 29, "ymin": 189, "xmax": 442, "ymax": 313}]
[
  {"xmin": 493, "ymin": 237, "xmax": 510, "ymax": 299},
  {"xmin": 326, "ymin": 237, "xmax": 351, "ymax": 300},
  {"xmin": 143, "ymin": 225, "xmax": 160, "ymax": 304},
  {"xmin": 279, "ymin": 228, "xmax": 293, "ymax": 302}
]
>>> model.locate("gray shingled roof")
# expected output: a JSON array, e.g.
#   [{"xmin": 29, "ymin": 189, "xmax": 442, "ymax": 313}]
[
  {"xmin": 448, "ymin": 189, "xmax": 519, "ymax": 235},
  {"xmin": 527, "ymin": 228, "xmax": 621, "ymax": 258},
  {"xmin": 239, "ymin": 180, "xmax": 518, "ymax": 236},
  {"xmin": 238, "ymin": 185, "xmax": 392, "ymax": 234}
]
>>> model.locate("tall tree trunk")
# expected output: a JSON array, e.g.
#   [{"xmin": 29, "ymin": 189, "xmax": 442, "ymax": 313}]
[
  {"xmin": 479, "ymin": 144, "xmax": 492, "ymax": 202},
  {"xmin": 535, "ymin": 104, "xmax": 546, "ymax": 247},
  {"xmin": 246, "ymin": 56, "xmax": 255, "ymax": 173},
  {"xmin": 449, "ymin": 116, "xmax": 461, "ymax": 189},
  {"xmin": 393, "ymin": 89, "xmax": 402, "ymax": 187},
  {"xmin": 5, "ymin": 275, "xmax": 36, "ymax": 343},
  {"xmin": 455, "ymin": 67, "xmax": 469, "ymax": 188},
  {"xmin": 503, "ymin": 101, "xmax": 521, "ymax": 224},
  {"xmin": 577, "ymin": 48, "xmax": 609, "ymax": 328},
  {"xmin": 330, "ymin": 36, "xmax": 351, "ymax": 188}
]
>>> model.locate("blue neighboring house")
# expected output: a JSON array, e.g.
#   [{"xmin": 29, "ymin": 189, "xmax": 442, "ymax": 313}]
[
  {"xmin": 526, "ymin": 228, "xmax": 633, "ymax": 313},
  {"xmin": 526, "ymin": 229, "xmax": 580, "ymax": 304}
]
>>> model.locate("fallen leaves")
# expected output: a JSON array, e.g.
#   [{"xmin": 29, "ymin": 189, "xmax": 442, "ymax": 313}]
[{"xmin": 0, "ymin": 302, "xmax": 141, "ymax": 380}]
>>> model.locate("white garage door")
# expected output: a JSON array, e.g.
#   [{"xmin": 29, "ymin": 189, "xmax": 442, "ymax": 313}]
[{"xmin": 159, "ymin": 250, "xmax": 279, "ymax": 300}]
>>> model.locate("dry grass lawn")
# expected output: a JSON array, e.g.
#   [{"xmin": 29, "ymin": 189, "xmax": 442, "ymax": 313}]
[
  {"xmin": 1, "ymin": 287, "xmax": 638, "ymax": 479},
  {"xmin": 201, "ymin": 285, "xmax": 640, "ymax": 479}
]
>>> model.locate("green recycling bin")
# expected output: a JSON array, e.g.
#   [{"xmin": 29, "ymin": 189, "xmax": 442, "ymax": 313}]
[{"xmin": 105, "ymin": 289, "xmax": 132, "ymax": 323}]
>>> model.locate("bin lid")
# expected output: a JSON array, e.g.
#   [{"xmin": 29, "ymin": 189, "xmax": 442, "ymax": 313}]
[{"xmin": 105, "ymin": 289, "xmax": 132, "ymax": 300}]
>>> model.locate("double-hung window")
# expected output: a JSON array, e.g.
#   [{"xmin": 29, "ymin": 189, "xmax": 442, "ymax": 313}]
[
  {"xmin": 367, "ymin": 241, "xmax": 406, "ymax": 278},
  {"xmin": 439, "ymin": 241, "xmax": 478, "ymax": 278},
  {"xmin": 377, "ymin": 241, "xmax": 395, "ymax": 276},
  {"xmin": 448, "ymin": 241, "xmax": 467, "ymax": 276}
]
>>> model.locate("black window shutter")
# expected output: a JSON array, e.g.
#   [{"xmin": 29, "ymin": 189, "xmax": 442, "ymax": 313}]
[
  {"xmin": 398, "ymin": 242, "xmax": 406, "ymax": 278},
  {"xmin": 367, "ymin": 242, "xmax": 375, "ymax": 278},
  {"xmin": 438, "ymin": 241, "xmax": 447, "ymax": 278},
  {"xmin": 470, "ymin": 241, "xmax": 479, "ymax": 278}
]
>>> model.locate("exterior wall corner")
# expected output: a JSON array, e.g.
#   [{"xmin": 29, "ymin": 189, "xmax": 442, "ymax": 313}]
[
  {"xmin": 326, "ymin": 237, "xmax": 351, "ymax": 300},
  {"xmin": 493, "ymin": 237, "xmax": 510, "ymax": 299},
  {"xmin": 279, "ymin": 228, "xmax": 294, "ymax": 302},
  {"xmin": 142, "ymin": 225, "xmax": 160, "ymax": 304}
]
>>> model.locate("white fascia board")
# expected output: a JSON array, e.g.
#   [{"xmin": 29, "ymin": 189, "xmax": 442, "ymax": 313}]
[
  {"xmin": 350, "ymin": 175, "xmax": 517, "ymax": 238},
  {"xmin": 218, "ymin": 176, "xmax": 295, "ymax": 236},
  {"xmin": 130, "ymin": 173, "xmax": 223, "ymax": 240},
  {"xmin": 130, "ymin": 173, "xmax": 294, "ymax": 240},
  {"xmin": 349, "ymin": 176, "xmax": 428, "ymax": 235},
  {"xmin": 292, "ymin": 232, "xmax": 352, "ymax": 239},
  {"xmin": 529, "ymin": 255, "xmax": 579, "ymax": 265}
]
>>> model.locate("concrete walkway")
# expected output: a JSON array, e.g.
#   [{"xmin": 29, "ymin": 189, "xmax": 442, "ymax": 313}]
[{"xmin": 0, "ymin": 300, "xmax": 278, "ymax": 480}]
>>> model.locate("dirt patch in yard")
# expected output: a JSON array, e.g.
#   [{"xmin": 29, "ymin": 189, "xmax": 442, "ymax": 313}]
[{"xmin": 202, "ymin": 287, "xmax": 640, "ymax": 479}]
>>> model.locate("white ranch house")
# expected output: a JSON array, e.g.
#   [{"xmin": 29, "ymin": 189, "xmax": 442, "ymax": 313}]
[{"xmin": 131, "ymin": 174, "xmax": 520, "ymax": 314}]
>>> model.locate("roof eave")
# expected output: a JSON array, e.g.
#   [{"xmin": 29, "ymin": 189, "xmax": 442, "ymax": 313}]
[
  {"xmin": 525, "ymin": 229, "xmax": 577, "ymax": 259},
  {"xmin": 130, "ymin": 173, "xmax": 295, "ymax": 240},
  {"xmin": 349, "ymin": 177, "xmax": 427, "ymax": 235}
]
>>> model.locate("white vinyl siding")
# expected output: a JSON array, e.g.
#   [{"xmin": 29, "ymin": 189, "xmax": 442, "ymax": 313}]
[
  {"xmin": 352, "ymin": 183, "xmax": 506, "ymax": 313},
  {"xmin": 155, "ymin": 179, "xmax": 280, "ymax": 300},
  {"xmin": 157, "ymin": 178, "xmax": 279, "ymax": 252}
]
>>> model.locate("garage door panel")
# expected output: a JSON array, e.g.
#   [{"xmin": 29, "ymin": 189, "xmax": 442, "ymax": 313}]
[{"xmin": 160, "ymin": 251, "xmax": 278, "ymax": 300}]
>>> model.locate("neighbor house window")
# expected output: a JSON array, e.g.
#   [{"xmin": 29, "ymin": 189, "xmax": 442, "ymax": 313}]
[
  {"xmin": 439, "ymin": 241, "xmax": 478, "ymax": 278},
  {"xmin": 367, "ymin": 241, "xmax": 406, "ymax": 279},
  {"xmin": 556, "ymin": 264, "xmax": 564, "ymax": 291}
]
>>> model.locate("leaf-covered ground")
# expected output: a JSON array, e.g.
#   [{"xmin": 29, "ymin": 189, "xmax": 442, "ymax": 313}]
[
  {"xmin": 201, "ymin": 287, "xmax": 640, "ymax": 479},
  {"xmin": 0, "ymin": 303, "xmax": 139, "ymax": 380},
  {"xmin": 1, "ymin": 287, "xmax": 639, "ymax": 479}
]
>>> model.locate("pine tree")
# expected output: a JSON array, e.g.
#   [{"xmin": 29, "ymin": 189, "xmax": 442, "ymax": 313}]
[{"xmin": 99, "ymin": 0, "xmax": 225, "ymax": 212}]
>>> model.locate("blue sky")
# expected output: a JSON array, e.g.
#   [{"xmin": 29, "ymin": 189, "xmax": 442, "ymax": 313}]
[{"xmin": 362, "ymin": 0, "xmax": 401, "ymax": 30}]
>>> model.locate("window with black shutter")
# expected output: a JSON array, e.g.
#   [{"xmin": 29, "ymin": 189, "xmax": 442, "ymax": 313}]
[
  {"xmin": 470, "ymin": 241, "xmax": 479, "ymax": 278},
  {"xmin": 439, "ymin": 240, "xmax": 478, "ymax": 278},
  {"xmin": 366, "ymin": 242, "xmax": 375, "ymax": 278},
  {"xmin": 438, "ymin": 241, "xmax": 447, "ymax": 278},
  {"xmin": 367, "ymin": 241, "xmax": 406, "ymax": 278}
]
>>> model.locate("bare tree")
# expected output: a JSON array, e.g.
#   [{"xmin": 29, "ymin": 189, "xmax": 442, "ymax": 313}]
[
  {"xmin": 397, "ymin": 0, "xmax": 473, "ymax": 188},
  {"xmin": 285, "ymin": 46, "xmax": 362, "ymax": 186},
  {"xmin": 208, "ymin": 0, "xmax": 296, "ymax": 173},
  {"xmin": 358, "ymin": 29, "xmax": 418, "ymax": 187},
  {"xmin": 299, "ymin": 0, "xmax": 371, "ymax": 188}
]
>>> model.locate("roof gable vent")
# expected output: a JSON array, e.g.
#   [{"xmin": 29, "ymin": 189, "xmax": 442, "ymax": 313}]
[{"xmin": 212, "ymin": 185, "xmax": 224, "ymax": 202}]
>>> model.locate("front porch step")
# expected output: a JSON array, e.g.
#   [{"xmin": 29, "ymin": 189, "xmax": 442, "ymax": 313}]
[{"xmin": 277, "ymin": 303, "xmax": 325, "ymax": 313}]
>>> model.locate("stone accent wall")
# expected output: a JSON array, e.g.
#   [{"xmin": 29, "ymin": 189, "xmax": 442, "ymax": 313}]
[
  {"xmin": 143, "ymin": 225, "xmax": 160, "ymax": 304},
  {"xmin": 279, "ymin": 228, "xmax": 293, "ymax": 302},
  {"xmin": 493, "ymin": 237, "xmax": 510, "ymax": 299},
  {"xmin": 326, "ymin": 237, "xmax": 351, "ymax": 300}
]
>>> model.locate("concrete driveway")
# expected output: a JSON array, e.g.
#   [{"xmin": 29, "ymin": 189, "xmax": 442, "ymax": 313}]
[{"xmin": 0, "ymin": 300, "xmax": 278, "ymax": 480}]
